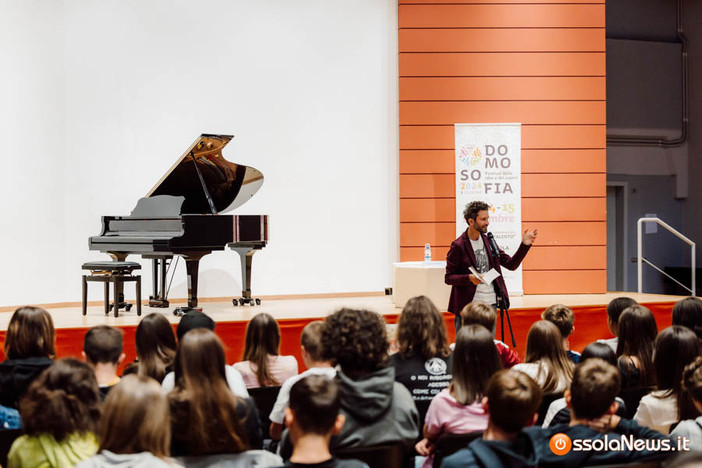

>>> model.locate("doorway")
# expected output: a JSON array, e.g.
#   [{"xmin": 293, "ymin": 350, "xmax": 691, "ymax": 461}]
[{"xmin": 606, "ymin": 183, "xmax": 627, "ymax": 291}]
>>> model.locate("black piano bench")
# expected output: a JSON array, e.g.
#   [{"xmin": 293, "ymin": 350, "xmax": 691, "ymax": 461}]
[{"xmin": 81, "ymin": 261, "xmax": 142, "ymax": 318}]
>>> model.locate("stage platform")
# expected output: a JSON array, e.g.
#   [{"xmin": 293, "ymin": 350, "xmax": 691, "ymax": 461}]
[{"xmin": 0, "ymin": 292, "xmax": 685, "ymax": 371}]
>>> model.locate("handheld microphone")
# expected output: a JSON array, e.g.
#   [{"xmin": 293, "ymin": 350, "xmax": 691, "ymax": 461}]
[{"xmin": 486, "ymin": 232, "xmax": 500, "ymax": 258}]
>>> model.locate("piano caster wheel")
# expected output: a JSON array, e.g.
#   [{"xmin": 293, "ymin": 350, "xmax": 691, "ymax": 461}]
[
  {"xmin": 125, "ymin": 304, "xmax": 132, "ymax": 312},
  {"xmin": 255, "ymin": 298, "xmax": 261, "ymax": 305},
  {"xmin": 232, "ymin": 299, "xmax": 238, "ymax": 307},
  {"xmin": 239, "ymin": 298, "xmax": 246, "ymax": 306}
]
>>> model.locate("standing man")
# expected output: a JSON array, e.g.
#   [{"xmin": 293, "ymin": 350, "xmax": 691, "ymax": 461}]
[{"xmin": 445, "ymin": 201, "xmax": 537, "ymax": 333}]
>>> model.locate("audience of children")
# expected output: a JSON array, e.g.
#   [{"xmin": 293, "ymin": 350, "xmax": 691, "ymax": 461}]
[
  {"xmin": 616, "ymin": 304, "xmax": 658, "ymax": 389},
  {"xmin": 284, "ymin": 375, "xmax": 368, "ymax": 468},
  {"xmin": 460, "ymin": 301, "xmax": 521, "ymax": 368},
  {"xmin": 269, "ymin": 321, "xmax": 336, "ymax": 441},
  {"xmin": 7, "ymin": 294, "xmax": 702, "ymax": 467},
  {"xmin": 161, "ymin": 310, "xmax": 248, "ymax": 397},
  {"xmin": 122, "ymin": 312, "xmax": 177, "ymax": 383},
  {"xmin": 541, "ymin": 304, "xmax": 581, "ymax": 363},
  {"xmin": 634, "ymin": 325, "xmax": 702, "ymax": 434},
  {"xmin": 415, "ymin": 324, "xmax": 501, "ymax": 467},
  {"xmin": 76, "ymin": 374, "xmax": 178, "ymax": 468},
  {"xmin": 168, "ymin": 328, "xmax": 263, "ymax": 457},
  {"xmin": 0, "ymin": 307, "xmax": 55, "ymax": 410},
  {"xmin": 234, "ymin": 312, "xmax": 299, "ymax": 389},
  {"xmin": 512, "ymin": 320, "xmax": 574, "ymax": 393},
  {"xmin": 390, "ymin": 296, "xmax": 452, "ymax": 428},
  {"xmin": 596, "ymin": 296, "xmax": 637, "ymax": 353},
  {"xmin": 321, "ymin": 307, "xmax": 419, "ymax": 450},
  {"xmin": 82, "ymin": 325, "xmax": 124, "ymax": 400},
  {"xmin": 671, "ymin": 356, "xmax": 702, "ymax": 450},
  {"xmin": 8, "ymin": 358, "xmax": 101, "ymax": 468}
]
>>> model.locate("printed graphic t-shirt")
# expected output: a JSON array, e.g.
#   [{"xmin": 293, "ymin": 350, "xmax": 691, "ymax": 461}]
[
  {"xmin": 469, "ymin": 237, "xmax": 496, "ymax": 304},
  {"xmin": 391, "ymin": 353, "xmax": 452, "ymax": 403}
]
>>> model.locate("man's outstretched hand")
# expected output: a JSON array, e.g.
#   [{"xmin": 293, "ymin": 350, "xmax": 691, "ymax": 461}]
[{"xmin": 522, "ymin": 229, "xmax": 538, "ymax": 246}]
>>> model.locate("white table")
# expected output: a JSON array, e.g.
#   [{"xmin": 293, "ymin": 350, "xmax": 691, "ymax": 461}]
[{"xmin": 392, "ymin": 261, "xmax": 451, "ymax": 310}]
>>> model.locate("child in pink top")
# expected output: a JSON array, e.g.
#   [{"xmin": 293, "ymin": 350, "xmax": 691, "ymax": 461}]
[
  {"xmin": 233, "ymin": 313, "xmax": 298, "ymax": 388},
  {"xmin": 233, "ymin": 355, "xmax": 298, "ymax": 389},
  {"xmin": 415, "ymin": 325, "xmax": 501, "ymax": 467}
]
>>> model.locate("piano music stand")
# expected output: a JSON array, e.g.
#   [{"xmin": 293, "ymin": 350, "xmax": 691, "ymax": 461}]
[{"xmin": 81, "ymin": 261, "xmax": 142, "ymax": 318}]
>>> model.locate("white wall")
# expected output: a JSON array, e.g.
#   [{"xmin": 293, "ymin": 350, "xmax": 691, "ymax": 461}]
[{"xmin": 0, "ymin": 0, "xmax": 399, "ymax": 306}]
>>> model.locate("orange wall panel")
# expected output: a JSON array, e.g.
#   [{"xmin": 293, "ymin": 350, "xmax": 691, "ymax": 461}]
[
  {"xmin": 524, "ymin": 126, "xmax": 606, "ymax": 149},
  {"xmin": 522, "ymin": 149, "xmax": 606, "ymax": 173},
  {"xmin": 399, "ymin": 29, "xmax": 605, "ymax": 53},
  {"xmin": 400, "ymin": 174, "xmax": 455, "ymax": 198},
  {"xmin": 399, "ymin": 53, "xmax": 606, "ymax": 77},
  {"xmin": 400, "ymin": 199, "xmax": 456, "ymax": 223},
  {"xmin": 400, "ymin": 0, "xmax": 604, "ymax": 4},
  {"xmin": 399, "ymin": 4, "xmax": 604, "ymax": 29},
  {"xmin": 400, "ymin": 174, "xmax": 606, "ymax": 199},
  {"xmin": 523, "ymin": 198, "xmax": 606, "ymax": 222},
  {"xmin": 395, "ymin": 150, "xmax": 601, "ymax": 177},
  {"xmin": 400, "ymin": 125, "xmax": 606, "ymax": 150},
  {"xmin": 400, "ymin": 222, "xmax": 456, "ymax": 246},
  {"xmin": 400, "ymin": 150, "xmax": 454, "ymax": 174},
  {"xmin": 400, "ymin": 77, "xmax": 606, "ymax": 101},
  {"xmin": 522, "ymin": 173, "xmax": 606, "ymax": 197},
  {"xmin": 523, "ymin": 270, "xmax": 607, "ymax": 294},
  {"xmin": 399, "ymin": 218, "xmax": 606, "ymax": 247},
  {"xmin": 524, "ymin": 221, "xmax": 606, "ymax": 246},
  {"xmin": 400, "ymin": 101, "xmax": 605, "ymax": 125},
  {"xmin": 522, "ymin": 246, "xmax": 607, "ymax": 270}
]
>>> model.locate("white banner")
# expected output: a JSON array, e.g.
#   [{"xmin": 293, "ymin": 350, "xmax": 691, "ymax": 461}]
[{"xmin": 455, "ymin": 123, "xmax": 523, "ymax": 296}]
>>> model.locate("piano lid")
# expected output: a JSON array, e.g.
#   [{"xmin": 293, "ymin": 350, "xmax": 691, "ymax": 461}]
[{"xmin": 146, "ymin": 134, "xmax": 264, "ymax": 214}]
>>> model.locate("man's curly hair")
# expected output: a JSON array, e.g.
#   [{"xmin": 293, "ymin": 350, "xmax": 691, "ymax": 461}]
[
  {"xmin": 463, "ymin": 201, "xmax": 489, "ymax": 224},
  {"xmin": 321, "ymin": 308, "xmax": 389, "ymax": 374}
]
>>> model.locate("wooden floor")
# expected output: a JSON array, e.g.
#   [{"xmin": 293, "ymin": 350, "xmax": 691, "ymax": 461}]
[{"xmin": 0, "ymin": 291, "xmax": 685, "ymax": 331}]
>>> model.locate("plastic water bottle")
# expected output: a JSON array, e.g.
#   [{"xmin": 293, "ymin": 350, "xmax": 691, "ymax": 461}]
[{"xmin": 424, "ymin": 243, "xmax": 432, "ymax": 262}]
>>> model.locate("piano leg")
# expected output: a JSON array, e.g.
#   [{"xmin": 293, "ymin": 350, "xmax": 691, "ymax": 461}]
[
  {"xmin": 185, "ymin": 257, "xmax": 200, "ymax": 308},
  {"xmin": 230, "ymin": 246, "xmax": 261, "ymax": 306},
  {"xmin": 160, "ymin": 258, "xmax": 167, "ymax": 303},
  {"xmin": 173, "ymin": 252, "xmax": 209, "ymax": 316},
  {"xmin": 146, "ymin": 256, "xmax": 171, "ymax": 308},
  {"xmin": 104, "ymin": 282, "xmax": 110, "ymax": 315}
]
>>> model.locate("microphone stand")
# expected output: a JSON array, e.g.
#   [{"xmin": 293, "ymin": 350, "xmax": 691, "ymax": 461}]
[{"xmin": 488, "ymin": 242, "xmax": 516, "ymax": 347}]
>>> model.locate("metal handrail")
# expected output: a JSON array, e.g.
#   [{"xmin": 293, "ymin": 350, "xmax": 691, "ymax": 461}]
[{"xmin": 637, "ymin": 217, "xmax": 695, "ymax": 295}]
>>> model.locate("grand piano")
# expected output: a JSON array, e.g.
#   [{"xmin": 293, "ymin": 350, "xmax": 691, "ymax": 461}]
[{"xmin": 89, "ymin": 134, "xmax": 268, "ymax": 314}]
